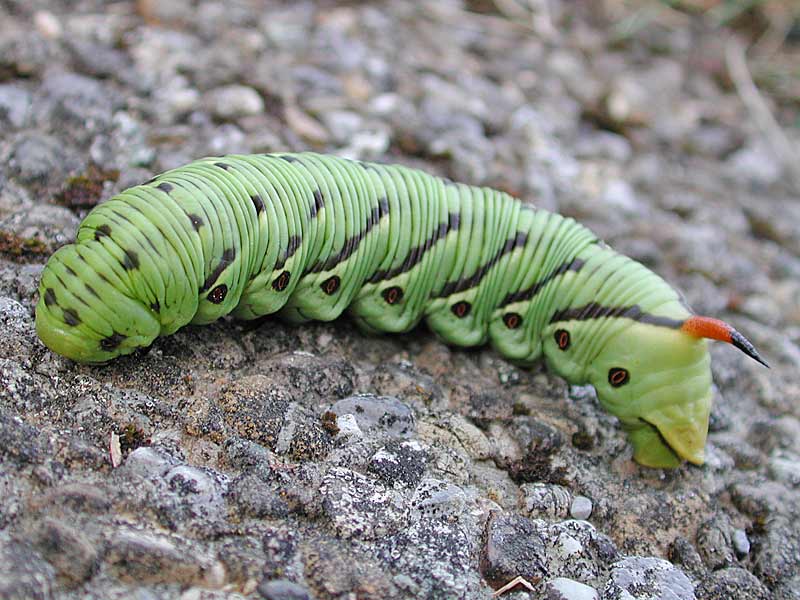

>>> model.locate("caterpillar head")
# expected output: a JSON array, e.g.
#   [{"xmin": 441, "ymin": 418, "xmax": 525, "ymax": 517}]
[
  {"xmin": 35, "ymin": 242, "xmax": 164, "ymax": 364},
  {"xmin": 586, "ymin": 316, "xmax": 767, "ymax": 468}
]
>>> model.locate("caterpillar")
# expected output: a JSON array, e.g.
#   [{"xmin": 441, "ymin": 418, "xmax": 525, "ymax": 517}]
[{"xmin": 35, "ymin": 152, "xmax": 767, "ymax": 468}]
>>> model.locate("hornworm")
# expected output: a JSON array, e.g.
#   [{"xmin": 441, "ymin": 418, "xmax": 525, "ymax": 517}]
[{"xmin": 35, "ymin": 153, "xmax": 767, "ymax": 467}]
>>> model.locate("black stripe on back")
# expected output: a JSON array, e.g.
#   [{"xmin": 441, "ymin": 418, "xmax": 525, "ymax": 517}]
[
  {"xmin": 549, "ymin": 302, "xmax": 683, "ymax": 329},
  {"xmin": 308, "ymin": 197, "xmax": 390, "ymax": 274},
  {"xmin": 369, "ymin": 211, "xmax": 460, "ymax": 283},
  {"xmin": 274, "ymin": 235, "xmax": 302, "ymax": 270},
  {"xmin": 200, "ymin": 248, "xmax": 236, "ymax": 293},
  {"xmin": 501, "ymin": 257, "xmax": 585, "ymax": 307},
  {"xmin": 434, "ymin": 231, "xmax": 528, "ymax": 298}
]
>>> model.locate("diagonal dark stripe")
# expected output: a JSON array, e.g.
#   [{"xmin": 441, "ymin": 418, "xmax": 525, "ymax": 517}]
[
  {"xmin": 368, "ymin": 212, "xmax": 460, "ymax": 283},
  {"xmin": 434, "ymin": 231, "xmax": 528, "ymax": 298},
  {"xmin": 274, "ymin": 235, "xmax": 302, "ymax": 270},
  {"xmin": 200, "ymin": 248, "xmax": 236, "ymax": 292},
  {"xmin": 308, "ymin": 197, "xmax": 390, "ymax": 274},
  {"xmin": 500, "ymin": 257, "xmax": 584, "ymax": 307}
]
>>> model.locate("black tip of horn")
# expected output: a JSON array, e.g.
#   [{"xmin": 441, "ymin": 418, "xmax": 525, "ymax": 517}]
[{"xmin": 730, "ymin": 330, "xmax": 769, "ymax": 368}]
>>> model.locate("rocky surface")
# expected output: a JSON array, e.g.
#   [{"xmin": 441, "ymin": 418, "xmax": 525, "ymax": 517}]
[{"xmin": 0, "ymin": 1, "xmax": 798, "ymax": 598}]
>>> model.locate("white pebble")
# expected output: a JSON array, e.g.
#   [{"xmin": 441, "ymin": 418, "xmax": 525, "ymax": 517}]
[
  {"xmin": 570, "ymin": 495, "xmax": 593, "ymax": 520},
  {"xmin": 732, "ymin": 529, "xmax": 751, "ymax": 556},
  {"xmin": 34, "ymin": 11, "xmax": 62, "ymax": 39},
  {"xmin": 544, "ymin": 577, "xmax": 600, "ymax": 600},
  {"xmin": 206, "ymin": 85, "xmax": 264, "ymax": 119}
]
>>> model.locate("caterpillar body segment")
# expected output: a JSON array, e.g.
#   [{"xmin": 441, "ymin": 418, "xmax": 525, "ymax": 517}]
[{"xmin": 35, "ymin": 152, "xmax": 767, "ymax": 468}]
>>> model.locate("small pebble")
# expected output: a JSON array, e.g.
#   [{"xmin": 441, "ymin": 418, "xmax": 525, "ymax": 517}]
[
  {"xmin": 206, "ymin": 85, "xmax": 264, "ymax": 120},
  {"xmin": 570, "ymin": 496, "xmax": 593, "ymax": 520},
  {"xmin": 257, "ymin": 579, "xmax": 312, "ymax": 600},
  {"xmin": 732, "ymin": 529, "xmax": 751, "ymax": 558},
  {"xmin": 543, "ymin": 577, "xmax": 600, "ymax": 600}
]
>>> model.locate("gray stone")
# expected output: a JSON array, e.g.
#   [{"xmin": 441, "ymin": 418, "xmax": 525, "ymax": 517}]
[
  {"xmin": 105, "ymin": 528, "xmax": 210, "ymax": 585},
  {"xmin": 482, "ymin": 516, "xmax": 617, "ymax": 590},
  {"xmin": 0, "ymin": 539, "xmax": 55, "ymax": 600},
  {"xmin": 320, "ymin": 466, "xmax": 408, "ymax": 540},
  {"xmin": 410, "ymin": 477, "xmax": 467, "ymax": 521},
  {"xmin": 257, "ymin": 579, "xmax": 312, "ymax": 600},
  {"xmin": 0, "ymin": 84, "xmax": 31, "ymax": 128},
  {"xmin": 696, "ymin": 514, "xmax": 736, "ymax": 570},
  {"xmin": 773, "ymin": 576, "xmax": 800, "ymax": 600},
  {"xmin": 36, "ymin": 72, "xmax": 115, "ymax": 141},
  {"xmin": 543, "ymin": 577, "xmax": 599, "ymax": 600},
  {"xmin": 753, "ymin": 514, "xmax": 800, "ymax": 587},
  {"xmin": 0, "ymin": 409, "xmax": 45, "ymax": 465},
  {"xmin": 367, "ymin": 439, "xmax": 427, "ymax": 487},
  {"xmin": 206, "ymin": 85, "xmax": 264, "ymax": 120},
  {"xmin": 522, "ymin": 483, "xmax": 572, "ymax": 520},
  {"xmin": 31, "ymin": 517, "xmax": 98, "ymax": 585},
  {"xmin": 228, "ymin": 473, "xmax": 289, "ymax": 519},
  {"xmin": 163, "ymin": 464, "xmax": 229, "ymax": 521},
  {"xmin": 726, "ymin": 141, "xmax": 783, "ymax": 186},
  {"xmin": 695, "ymin": 567, "xmax": 770, "ymax": 600},
  {"xmin": 329, "ymin": 395, "xmax": 415, "ymax": 438},
  {"xmin": 119, "ymin": 446, "xmax": 180, "ymax": 479},
  {"xmin": 6, "ymin": 133, "xmax": 71, "ymax": 186},
  {"xmin": 732, "ymin": 529, "xmax": 751, "ymax": 558},
  {"xmin": 603, "ymin": 557, "xmax": 695, "ymax": 600},
  {"xmin": 570, "ymin": 496, "xmax": 593, "ymax": 520},
  {"xmin": 768, "ymin": 454, "xmax": 800, "ymax": 487}
]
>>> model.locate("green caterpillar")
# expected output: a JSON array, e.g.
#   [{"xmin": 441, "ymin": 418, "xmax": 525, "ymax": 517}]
[{"xmin": 35, "ymin": 152, "xmax": 767, "ymax": 468}]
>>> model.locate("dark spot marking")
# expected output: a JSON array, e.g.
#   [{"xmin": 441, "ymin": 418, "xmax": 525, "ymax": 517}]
[
  {"xmin": 214, "ymin": 162, "xmax": 231, "ymax": 170},
  {"xmin": 63, "ymin": 308, "xmax": 81, "ymax": 326},
  {"xmin": 609, "ymin": 368, "xmax": 629, "ymax": 387},
  {"xmin": 207, "ymin": 284, "xmax": 228, "ymax": 304},
  {"xmin": 555, "ymin": 329, "xmax": 570, "ymax": 350},
  {"xmin": 122, "ymin": 248, "xmax": 140, "ymax": 270},
  {"xmin": 321, "ymin": 275, "xmax": 340, "ymax": 295},
  {"xmin": 382, "ymin": 286, "xmax": 403, "ymax": 305},
  {"xmin": 272, "ymin": 270, "xmax": 291, "ymax": 291},
  {"xmin": 451, "ymin": 301, "xmax": 471, "ymax": 318},
  {"xmin": 503, "ymin": 313, "xmax": 522, "ymax": 329},
  {"xmin": 94, "ymin": 224, "xmax": 112, "ymax": 241},
  {"xmin": 187, "ymin": 213, "xmax": 204, "ymax": 230},
  {"xmin": 100, "ymin": 332, "xmax": 127, "ymax": 351},
  {"xmin": 157, "ymin": 182, "xmax": 173, "ymax": 193},
  {"xmin": 44, "ymin": 288, "xmax": 56, "ymax": 307},
  {"xmin": 251, "ymin": 194, "xmax": 265, "ymax": 215},
  {"xmin": 150, "ymin": 300, "xmax": 160, "ymax": 313}
]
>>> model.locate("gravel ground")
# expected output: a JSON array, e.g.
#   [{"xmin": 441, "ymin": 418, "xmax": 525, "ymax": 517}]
[{"xmin": 1, "ymin": 1, "xmax": 799, "ymax": 599}]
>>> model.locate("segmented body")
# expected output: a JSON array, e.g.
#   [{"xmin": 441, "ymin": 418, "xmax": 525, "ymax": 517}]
[
  {"xmin": 37, "ymin": 152, "xmax": 688, "ymax": 369},
  {"xmin": 40, "ymin": 152, "xmax": 751, "ymax": 468}
]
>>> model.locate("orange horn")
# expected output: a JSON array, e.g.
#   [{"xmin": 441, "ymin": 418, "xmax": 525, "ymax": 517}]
[{"xmin": 681, "ymin": 316, "xmax": 769, "ymax": 368}]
